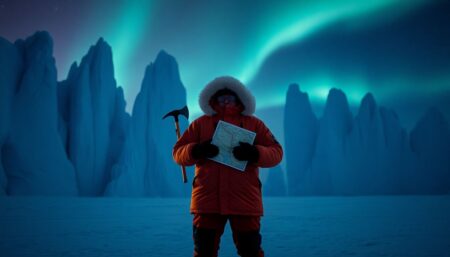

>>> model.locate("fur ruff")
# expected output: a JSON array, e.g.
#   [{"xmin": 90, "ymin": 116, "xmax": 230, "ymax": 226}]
[{"xmin": 199, "ymin": 76, "xmax": 255, "ymax": 116}]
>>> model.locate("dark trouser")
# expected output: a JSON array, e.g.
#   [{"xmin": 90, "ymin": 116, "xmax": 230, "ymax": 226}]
[{"xmin": 192, "ymin": 213, "xmax": 264, "ymax": 257}]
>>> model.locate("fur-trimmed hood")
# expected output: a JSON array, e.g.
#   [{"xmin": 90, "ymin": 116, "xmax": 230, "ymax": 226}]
[{"xmin": 199, "ymin": 76, "xmax": 255, "ymax": 116}]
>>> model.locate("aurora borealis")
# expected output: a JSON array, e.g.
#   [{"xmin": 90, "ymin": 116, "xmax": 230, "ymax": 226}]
[{"xmin": 0, "ymin": 0, "xmax": 449, "ymax": 127}]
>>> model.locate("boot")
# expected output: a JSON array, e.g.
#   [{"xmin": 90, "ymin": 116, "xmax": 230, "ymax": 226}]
[
  {"xmin": 193, "ymin": 226, "xmax": 220, "ymax": 257},
  {"xmin": 233, "ymin": 230, "xmax": 265, "ymax": 257}
]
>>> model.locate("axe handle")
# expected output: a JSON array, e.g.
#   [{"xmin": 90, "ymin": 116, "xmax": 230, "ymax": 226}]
[
  {"xmin": 175, "ymin": 121, "xmax": 188, "ymax": 183},
  {"xmin": 181, "ymin": 165, "xmax": 187, "ymax": 183},
  {"xmin": 175, "ymin": 120, "xmax": 182, "ymax": 138}
]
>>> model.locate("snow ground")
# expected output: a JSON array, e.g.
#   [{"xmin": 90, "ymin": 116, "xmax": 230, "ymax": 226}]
[{"xmin": 0, "ymin": 195, "xmax": 449, "ymax": 257}]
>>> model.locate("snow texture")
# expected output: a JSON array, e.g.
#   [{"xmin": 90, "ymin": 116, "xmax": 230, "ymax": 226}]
[
  {"xmin": 0, "ymin": 31, "xmax": 78, "ymax": 195},
  {"xmin": 1, "ymin": 196, "xmax": 449, "ymax": 257}
]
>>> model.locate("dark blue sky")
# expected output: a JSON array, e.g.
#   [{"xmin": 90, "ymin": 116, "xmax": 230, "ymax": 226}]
[
  {"xmin": 0, "ymin": 0, "xmax": 449, "ymax": 128},
  {"xmin": 249, "ymin": 1, "xmax": 450, "ymax": 129}
]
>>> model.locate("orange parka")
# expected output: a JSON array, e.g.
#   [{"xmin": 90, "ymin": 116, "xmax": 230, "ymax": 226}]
[{"xmin": 173, "ymin": 76, "xmax": 283, "ymax": 216}]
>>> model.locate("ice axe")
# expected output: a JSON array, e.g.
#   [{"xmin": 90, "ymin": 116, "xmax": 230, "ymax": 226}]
[{"xmin": 163, "ymin": 105, "xmax": 189, "ymax": 183}]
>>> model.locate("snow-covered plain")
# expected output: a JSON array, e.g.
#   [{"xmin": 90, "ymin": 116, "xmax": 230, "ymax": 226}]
[{"xmin": 1, "ymin": 195, "xmax": 449, "ymax": 257}]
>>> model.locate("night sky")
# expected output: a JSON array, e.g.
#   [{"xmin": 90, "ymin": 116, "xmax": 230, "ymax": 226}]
[{"xmin": 0, "ymin": 0, "xmax": 449, "ymax": 128}]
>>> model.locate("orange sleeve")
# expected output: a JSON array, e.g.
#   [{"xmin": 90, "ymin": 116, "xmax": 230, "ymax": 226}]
[
  {"xmin": 253, "ymin": 119, "xmax": 283, "ymax": 168},
  {"xmin": 172, "ymin": 119, "xmax": 200, "ymax": 166}
]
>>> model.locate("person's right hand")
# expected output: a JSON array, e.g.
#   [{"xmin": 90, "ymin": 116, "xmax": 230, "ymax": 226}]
[{"xmin": 192, "ymin": 139, "xmax": 219, "ymax": 159}]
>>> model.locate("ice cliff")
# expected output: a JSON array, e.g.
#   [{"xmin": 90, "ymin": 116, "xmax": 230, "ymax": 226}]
[
  {"xmin": 0, "ymin": 32, "xmax": 78, "ymax": 195},
  {"xmin": 105, "ymin": 51, "xmax": 190, "ymax": 197},
  {"xmin": 284, "ymin": 86, "xmax": 450, "ymax": 195}
]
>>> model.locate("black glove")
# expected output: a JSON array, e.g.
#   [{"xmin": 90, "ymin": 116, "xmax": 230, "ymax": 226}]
[
  {"xmin": 232, "ymin": 142, "xmax": 259, "ymax": 163},
  {"xmin": 192, "ymin": 139, "xmax": 219, "ymax": 159}
]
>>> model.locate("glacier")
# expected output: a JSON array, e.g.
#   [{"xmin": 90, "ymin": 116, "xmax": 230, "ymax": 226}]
[
  {"xmin": 261, "ymin": 165, "xmax": 287, "ymax": 196},
  {"xmin": 284, "ymin": 84, "xmax": 318, "ymax": 196},
  {"xmin": 410, "ymin": 107, "xmax": 450, "ymax": 193},
  {"xmin": 0, "ymin": 31, "xmax": 189, "ymax": 197},
  {"xmin": 105, "ymin": 50, "xmax": 190, "ymax": 197},
  {"xmin": 0, "ymin": 31, "xmax": 449, "ymax": 197},
  {"xmin": 0, "ymin": 31, "xmax": 78, "ymax": 195},
  {"xmin": 57, "ymin": 38, "xmax": 129, "ymax": 196},
  {"xmin": 284, "ymin": 85, "xmax": 450, "ymax": 195}
]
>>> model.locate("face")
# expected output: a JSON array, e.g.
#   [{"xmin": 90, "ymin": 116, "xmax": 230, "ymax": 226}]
[
  {"xmin": 210, "ymin": 92, "xmax": 244, "ymax": 115},
  {"xmin": 216, "ymin": 94, "xmax": 238, "ymax": 106}
]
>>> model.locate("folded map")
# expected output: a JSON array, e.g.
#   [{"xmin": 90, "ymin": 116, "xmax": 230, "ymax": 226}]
[{"xmin": 209, "ymin": 120, "xmax": 256, "ymax": 171}]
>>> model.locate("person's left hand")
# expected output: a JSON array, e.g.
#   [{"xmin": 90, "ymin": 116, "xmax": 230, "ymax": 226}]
[{"xmin": 232, "ymin": 142, "xmax": 259, "ymax": 163}]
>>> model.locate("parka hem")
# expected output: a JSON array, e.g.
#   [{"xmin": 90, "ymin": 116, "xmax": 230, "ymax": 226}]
[{"xmin": 190, "ymin": 209, "xmax": 264, "ymax": 216}]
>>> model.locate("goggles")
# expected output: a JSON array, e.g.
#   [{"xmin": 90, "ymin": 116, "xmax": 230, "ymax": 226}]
[{"xmin": 216, "ymin": 94, "xmax": 237, "ymax": 104}]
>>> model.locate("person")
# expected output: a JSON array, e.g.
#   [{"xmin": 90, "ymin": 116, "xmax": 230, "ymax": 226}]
[{"xmin": 173, "ymin": 76, "xmax": 283, "ymax": 257}]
